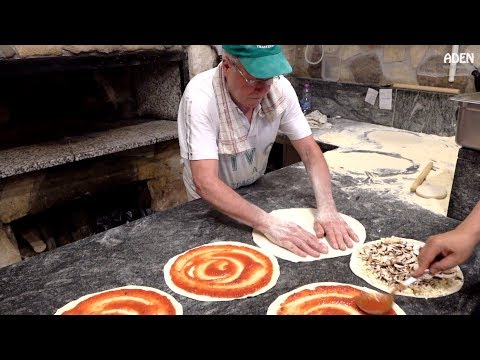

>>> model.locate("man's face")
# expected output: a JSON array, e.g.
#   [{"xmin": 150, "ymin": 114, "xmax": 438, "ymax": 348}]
[{"xmin": 223, "ymin": 57, "xmax": 274, "ymax": 109}]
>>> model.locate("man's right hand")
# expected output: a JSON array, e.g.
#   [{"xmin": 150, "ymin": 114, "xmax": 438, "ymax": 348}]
[
  {"xmin": 413, "ymin": 229, "xmax": 477, "ymax": 276},
  {"xmin": 259, "ymin": 216, "xmax": 329, "ymax": 257}
]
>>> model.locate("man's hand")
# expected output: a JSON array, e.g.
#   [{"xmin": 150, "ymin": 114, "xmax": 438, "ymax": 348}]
[
  {"xmin": 260, "ymin": 215, "xmax": 329, "ymax": 257},
  {"xmin": 412, "ymin": 229, "xmax": 477, "ymax": 276},
  {"xmin": 314, "ymin": 207, "xmax": 359, "ymax": 251}
]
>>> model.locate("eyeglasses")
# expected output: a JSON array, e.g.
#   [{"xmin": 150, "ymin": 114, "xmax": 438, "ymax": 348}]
[{"xmin": 231, "ymin": 61, "xmax": 279, "ymax": 87}]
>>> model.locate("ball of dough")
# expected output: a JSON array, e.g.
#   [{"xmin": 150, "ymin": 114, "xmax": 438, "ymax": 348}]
[{"xmin": 415, "ymin": 182, "xmax": 447, "ymax": 199}]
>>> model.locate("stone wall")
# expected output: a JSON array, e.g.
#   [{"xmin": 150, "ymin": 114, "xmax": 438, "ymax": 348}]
[
  {"xmin": 187, "ymin": 45, "xmax": 219, "ymax": 78},
  {"xmin": 0, "ymin": 46, "xmax": 190, "ymax": 268},
  {"xmin": 283, "ymin": 45, "xmax": 480, "ymax": 93},
  {"xmin": 0, "ymin": 45, "xmax": 187, "ymax": 59}
]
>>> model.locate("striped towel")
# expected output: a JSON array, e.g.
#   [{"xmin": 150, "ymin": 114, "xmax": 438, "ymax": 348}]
[{"xmin": 212, "ymin": 63, "xmax": 287, "ymax": 155}]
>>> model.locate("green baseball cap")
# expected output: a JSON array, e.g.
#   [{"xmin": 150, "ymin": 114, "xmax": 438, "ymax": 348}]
[{"xmin": 222, "ymin": 45, "xmax": 292, "ymax": 79}]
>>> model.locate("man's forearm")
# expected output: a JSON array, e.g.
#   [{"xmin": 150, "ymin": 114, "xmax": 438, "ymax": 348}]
[
  {"xmin": 196, "ymin": 177, "xmax": 270, "ymax": 231},
  {"xmin": 306, "ymin": 154, "xmax": 336, "ymax": 209},
  {"xmin": 298, "ymin": 142, "xmax": 336, "ymax": 209}
]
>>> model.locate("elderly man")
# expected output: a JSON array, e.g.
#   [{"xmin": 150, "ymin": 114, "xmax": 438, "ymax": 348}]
[{"xmin": 177, "ymin": 45, "xmax": 358, "ymax": 257}]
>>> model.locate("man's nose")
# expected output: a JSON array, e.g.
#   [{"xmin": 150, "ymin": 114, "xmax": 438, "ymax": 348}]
[{"xmin": 254, "ymin": 81, "xmax": 272, "ymax": 91}]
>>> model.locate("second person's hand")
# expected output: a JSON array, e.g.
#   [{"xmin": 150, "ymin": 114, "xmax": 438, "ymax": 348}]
[{"xmin": 413, "ymin": 229, "xmax": 477, "ymax": 276}]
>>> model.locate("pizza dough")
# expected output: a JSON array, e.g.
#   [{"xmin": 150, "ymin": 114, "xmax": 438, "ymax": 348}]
[
  {"xmin": 350, "ymin": 237, "xmax": 464, "ymax": 298},
  {"xmin": 55, "ymin": 285, "xmax": 183, "ymax": 315},
  {"xmin": 164, "ymin": 241, "xmax": 280, "ymax": 301},
  {"xmin": 415, "ymin": 182, "xmax": 448, "ymax": 199},
  {"xmin": 367, "ymin": 130, "xmax": 421, "ymax": 146},
  {"xmin": 323, "ymin": 150, "xmax": 413, "ymax": 176},
  {"xmin": 251, "ymin": 208, "xmax": 366, "ymax": 262},
  {"xmin": 267, "ymin": 282, "xmax": 405, "ymax": 315}
]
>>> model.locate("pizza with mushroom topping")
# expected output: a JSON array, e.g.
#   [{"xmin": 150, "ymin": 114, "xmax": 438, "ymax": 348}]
[{"xmin": 349, "ymin": 237, "xmax": 464, "ymax": 298}]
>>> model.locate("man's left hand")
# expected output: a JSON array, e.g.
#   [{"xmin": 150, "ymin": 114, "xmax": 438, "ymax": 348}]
[{"xmin": 314, "ymin": 208, "xmax": 359, "ymax": 250}]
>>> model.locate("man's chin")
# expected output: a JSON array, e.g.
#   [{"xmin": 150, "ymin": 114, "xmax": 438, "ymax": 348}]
[{"xmin": 247, "ymin": 99, "xmax": 262, "ymax": 107}]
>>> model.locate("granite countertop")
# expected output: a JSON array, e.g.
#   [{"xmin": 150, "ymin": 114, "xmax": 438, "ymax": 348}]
[
  {"xmin": 1, "ymin": 163, "xmax": 478, "ymax": 315},
  {"xmin": 0, "ymin": 119, "xmax": 178, "ymax": 179}
]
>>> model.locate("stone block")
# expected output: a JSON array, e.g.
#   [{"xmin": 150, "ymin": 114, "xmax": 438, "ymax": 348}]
[
  {"xmin": 350, "ymin": 53, "xmax": 383, "ymax": 85},
  {"xmin": 383, "ymin": 45, "xmax": 405, "ymax": 63},
  {"xmin": 0, "ymin": 45, "xmax": 15, "ymax": 58},
  {"xmin": 187, "ymin": 45, "xmax": 218, "ymax": 78},
  {"xmin": 14, "ymin": 45, "xmax": 63, "ymax": 57}
]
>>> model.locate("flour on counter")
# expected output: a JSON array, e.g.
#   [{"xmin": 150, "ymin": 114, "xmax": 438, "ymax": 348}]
[
  {"xmin": 323, "ymin": 151, "xmax": 413, "ymax": 175},
  {"xmin": 314, "ymin": 127, "xmax": 459, "ymax": 216}
]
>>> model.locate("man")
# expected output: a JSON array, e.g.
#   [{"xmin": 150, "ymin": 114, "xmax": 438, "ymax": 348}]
[
  {"xmin": 413, "ymin": 200, "xmax": 480, "ymax": 276},
  {"xmin": 177, "ymin": 45, "xmax": 358, "ymax": 258}
]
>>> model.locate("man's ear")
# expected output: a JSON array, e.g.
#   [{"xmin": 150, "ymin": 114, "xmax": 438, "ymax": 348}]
[{"xmin": 222, "ymin": 56, "xmax": 232, "ymax": 70}]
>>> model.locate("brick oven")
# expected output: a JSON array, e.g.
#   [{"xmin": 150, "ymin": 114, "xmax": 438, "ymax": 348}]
[{"xmin": 0, "ymin": 45, "xmax": 193, "ymax": 268}]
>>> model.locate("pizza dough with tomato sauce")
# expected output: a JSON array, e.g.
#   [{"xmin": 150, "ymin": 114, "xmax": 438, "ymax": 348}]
[
  {"xmin": 164, "ymin": 241, "xmax": 280, "ymax": 301},
  {"xmin": 55, "ymin": 285, "xmax": 183, "ymax": 315},
  {"xmin": 267, "ymin": 282, "xmax": 405, "ymax": 315}
]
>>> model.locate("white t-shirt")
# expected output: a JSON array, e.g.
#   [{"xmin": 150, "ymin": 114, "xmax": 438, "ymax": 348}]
[{"xmin": 177, "ymin": 67, "xmax": 312, "ymax": 200}]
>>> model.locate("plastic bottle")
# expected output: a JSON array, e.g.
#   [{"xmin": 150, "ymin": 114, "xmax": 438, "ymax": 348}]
[{"xmin": 300, "ymin": 83, "xmax": 312, "ymax": 114}]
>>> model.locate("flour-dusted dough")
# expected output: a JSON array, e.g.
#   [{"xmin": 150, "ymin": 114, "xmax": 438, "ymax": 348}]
[
  {"xmin": 55, "ymin": 285, "xmax": 183, "ymax": 315},
  {"xmin": 164, "ymin": 241, "xmax": 280, "ymax": 301},
  {"xmin": 267, "ymin": 282, "xmax": 406, "ymax": 315},
  {"xmin": 251, "ymin": 208, "xmax": 366, "ymax": 262},
  {"xmin": 367, "ymin": 130, "xmax": 421, "ymax": 146},
  {"xmin": 415, "ymin": 182, "xmax": 448, "ymax": 200},
  {"xmin": 350, "ymin": 237, "xmax": 464, "ymax": 298}
]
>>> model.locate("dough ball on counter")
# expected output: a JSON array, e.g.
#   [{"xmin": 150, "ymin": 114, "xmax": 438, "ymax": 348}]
[{"xmin": 415, "ymin": 182, "xmax": 447, "ymax": 199}]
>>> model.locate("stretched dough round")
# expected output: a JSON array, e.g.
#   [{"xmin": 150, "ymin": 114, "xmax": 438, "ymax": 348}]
[
  {"xmin": 251, "ymin": 208, "xmax": 366, "ymax": 263},
  {"xmin": 415, "ymin": 182, "xmax": 447, "ymax": 199}
]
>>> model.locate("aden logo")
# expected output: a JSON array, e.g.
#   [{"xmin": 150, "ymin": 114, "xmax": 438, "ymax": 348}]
[{"xmin": 444, "ymin": 53, "xmax": 475, "ymax": 64}]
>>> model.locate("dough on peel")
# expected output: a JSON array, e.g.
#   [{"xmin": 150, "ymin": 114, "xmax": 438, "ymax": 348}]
[{"xmin": 415, "ymin": 182, "xmax": 447, "ymax": 199}]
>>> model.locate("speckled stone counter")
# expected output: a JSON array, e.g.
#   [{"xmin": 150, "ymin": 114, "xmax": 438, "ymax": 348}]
[
  {"xmin": 448, "ymin": 147, "xmax": 480, "ymax": 221},
  {"xmin": 0, "ymin": 120, "xmax": 178, "ymax": 179},
  {"xmin": 1, "ymin": 163, "xmax": 478, "ymax": 315}
]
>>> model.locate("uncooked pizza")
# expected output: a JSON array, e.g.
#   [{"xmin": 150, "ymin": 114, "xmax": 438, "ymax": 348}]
[
  {"xmin": 164, "ymin": 241, "xmax": 280, "ymax": 301},
  {"xmin": 252, "ymin": 208, "xmax": 366, "ymax": 263},
  {"xmin": 55, "ymin": 285, "xmax": 183, "ymax": 315},
  {"xmin": 350, "ymin": 236, "xmax": 464, "ymax": 298},
  {"xmin": 267, "ymin": 282, "xmax": 405, "ymax": 315}
]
